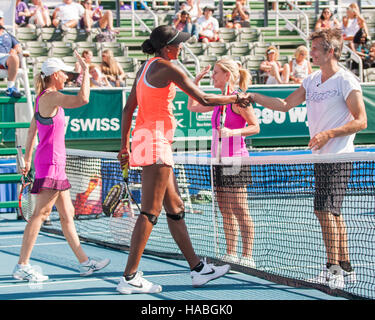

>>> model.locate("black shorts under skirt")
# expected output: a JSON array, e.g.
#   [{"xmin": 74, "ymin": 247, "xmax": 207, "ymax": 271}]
[
  {"xmin": 213, "ymin": 165, "xmax": 252, "ymax": 188},
  {"xmin": 314, "ymin": 162, "xmax": 352, "ymax": 216}
]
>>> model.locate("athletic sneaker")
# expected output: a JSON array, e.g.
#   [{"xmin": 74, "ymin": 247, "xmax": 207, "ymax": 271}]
[
  {"xmin": 191, "ymin": 258, "xmax": 231, "ymax": 287},
  {"xmin": 116, "ymin": 271, "xmax": 162, "ymax": 294},
  {"xmin": 13, "ymin": 264, "xmax": 49, "ymax": 282},
  {"xmin": 308, "ymin": 265, "xmax": 344, "ymax": 290},
  {"xmin": 5, "ymin": 86, "xmax": 22, "ymax": 99},
  {"xmin": 343, "ymin": 268, "xmax": 357, "ymax": 284},
  {"xmin": 79, "ymin": 257, "xmax": 111, "ymax": 276}
]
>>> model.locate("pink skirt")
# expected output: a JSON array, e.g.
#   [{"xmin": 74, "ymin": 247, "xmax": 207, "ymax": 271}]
[{"xmin": 31, "ymin": 163, "xmax": 71, "ymax": 194}]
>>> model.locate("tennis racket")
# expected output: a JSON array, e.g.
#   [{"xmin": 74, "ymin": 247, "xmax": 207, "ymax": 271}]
[
  {"xmin": 17, "ymin": 146, "xmax": 36, "ymax": 222},
  {"xmin": 103, "ymin": 163, "xmax": 140, "ymax": 217},
  {"xmin": 104, "ymin": 163, "xmax": 140, "ymax": 245}
]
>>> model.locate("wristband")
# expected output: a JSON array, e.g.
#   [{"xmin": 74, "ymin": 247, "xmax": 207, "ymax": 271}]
[{"xmin": 235, "ymin": 93, "xmax": 240, "ymax": 104}]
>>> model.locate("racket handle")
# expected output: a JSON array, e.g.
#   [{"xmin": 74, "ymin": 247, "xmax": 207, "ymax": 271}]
[
  {"xmin": 122, "ymin": 163, "xmax": 128, "ymax": 181},
  {"xmin": 16, "ymin": 145, "xmax": 25, "ymax": 169}
]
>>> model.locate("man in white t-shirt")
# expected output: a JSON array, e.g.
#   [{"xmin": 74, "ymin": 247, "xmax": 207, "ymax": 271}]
[
  {"xmin": 196, "ymin": 6, "xmax": 223, "ymax": 43},
  {"xmin": 52, "ymin": 0, "xmax": 84, "ymax": 30},
  {"xmin": 250, "ymin": 28, "xmax": 367, "ymax": 290}
]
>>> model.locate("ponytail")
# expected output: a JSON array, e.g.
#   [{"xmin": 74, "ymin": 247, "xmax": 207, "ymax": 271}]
[
  {"xmin": 238, "ymin": 67, "xmax": 251, "ymax": 92},
  {"xmin": 34, "ymin": 73, "xmax": 45, "ymax": 96},
  {"xmin": 216, "ymin": 58, "xmax": 251, "ymax": 92},
  {"xmin": 34, "ymin": 72, "xmax": 51, "ymax": 96}
]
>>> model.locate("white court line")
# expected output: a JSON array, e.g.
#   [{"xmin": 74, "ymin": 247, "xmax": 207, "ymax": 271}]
[
  {"xmin": 0, "ymin": 242, "xmax": 66, "ymax": 249},
  {"xmin": 0, "ymin": 235, "xmax": 24, "ymax": 240},
  {"xmin": 0, "ymin": 273, "xmax": 186, "ymax": 289}
]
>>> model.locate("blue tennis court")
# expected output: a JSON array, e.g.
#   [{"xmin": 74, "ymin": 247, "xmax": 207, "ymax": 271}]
[
  {"xmin": 0, "ymin": 212, "xmax": 344, "ymax": 301},
  {"xmin": 3, "ymin": 147, "xmax": 375, "ymax": 301}
]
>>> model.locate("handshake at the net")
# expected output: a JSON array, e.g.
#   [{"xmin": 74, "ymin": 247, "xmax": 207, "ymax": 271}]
[{"xmin": 236, "ymin": 92, "xmax": 255, "ymax": 108}]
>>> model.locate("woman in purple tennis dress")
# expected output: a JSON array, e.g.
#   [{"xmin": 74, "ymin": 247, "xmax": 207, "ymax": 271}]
[
  {"xmin": 188, "ymin": 59, "xmax": 259, "ymax": 268},
  {"xmin": 13, "ymin": 52, "xmax": 110, "ymax": 282}
]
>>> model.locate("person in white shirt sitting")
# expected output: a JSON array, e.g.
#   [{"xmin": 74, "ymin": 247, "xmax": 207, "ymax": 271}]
[
  {"xmin": 289, "ymin": 45, "xmax": 313, "ymax": 84},
  {"xmin": 342, "ymin": 2, "xmax": 367, "ymax": 41},
  {"xmin": 196, "ymin": 6, "xmax": 223, "ymax": 44},
  {"xmin": 52, "ymin": 0, "xmax": 84, "ymax": 31}
]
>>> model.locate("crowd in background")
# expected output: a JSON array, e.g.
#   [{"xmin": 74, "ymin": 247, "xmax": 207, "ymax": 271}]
[{"xmin": 10, "ymin": 0, "xmax": 375, "ymax": 87}]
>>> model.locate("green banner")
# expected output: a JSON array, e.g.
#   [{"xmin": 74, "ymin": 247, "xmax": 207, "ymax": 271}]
[
  {"xmin": 69, "ymin": 85, "xmax": 375, "ymax": 148},
  {"xmin": 3, "ymin": 85, "xmax": 373, "ymax": 149},
  {"xmin": 171, "ymin": 87, "xmax": 310, "ymax": 141},
  {"xmin": 63, "ymin": 89, "xmax": 123, "ymax": 140}
]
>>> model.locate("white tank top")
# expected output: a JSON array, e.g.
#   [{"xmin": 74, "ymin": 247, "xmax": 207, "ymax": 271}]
[{"xmin": 292, "ymin": 59, "xmax": 309, "ymax": 79}]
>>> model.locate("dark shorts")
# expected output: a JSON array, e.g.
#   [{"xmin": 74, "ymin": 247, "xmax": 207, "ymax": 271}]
[
  {"xmin": 314, "ymin": 162, "xmax": 352, "ymax": 216},
  {"xmin": 213, "ymin": 165, "xmax": 251, "ymax": 188}
]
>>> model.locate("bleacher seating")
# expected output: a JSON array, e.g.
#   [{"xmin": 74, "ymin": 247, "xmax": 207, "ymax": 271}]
[{"xmin": 1, "ymin": 0, "xmax": 375, "ymax": 90}]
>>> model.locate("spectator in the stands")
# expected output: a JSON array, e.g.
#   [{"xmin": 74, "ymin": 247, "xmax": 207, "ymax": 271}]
[
  {"xmin": 100, "ymin": 49, "xmax": 126, "ymax": 87},
  {"xmin": 289, "ymin": 45, "xmax": 312, "ymax": 84},
  {"xmin": 173, "ymin": 10, "xmax": 199, "ymax": 42},
  {"xmin": 0, "ymin": 10, "xmax": 22, "ymax": 98},
  {"xmin": 225, "ymin": 0, "xmax": 250, "ymax": 29},
  {"xmin": 80, "ymin": 0, "xmax": 116, "ymax": 33},
  {"xmin": 75, "ymin": 49, "xmax": 94, "ymax": 86},
  {"xmin": 89, "ymin": 64, "xmax": 111, "ymax": 88},
  {"xmin": 259, "ymin": 45, "xmax": 290, "ymax": 84},
  {"xmin": 368, "ymin": 42, "xmax": 375, "ymax": 68},
  {"xmin": 196, "ymin": 6, "xmax": 223, "ymax": 44},
  {"xmin": 52, "ymin": 0, "xmax": 85, "ymax": 31},
  {"xmin": 15, "ymin": 0, "xmax": 32, "ymax": 28},
  {"xmin": 314, "ymin": 8, "xmax": 340, "ymax": 31},
  {"xmin": 342, "ymin": 3, "xmax": 367, "ymax": 41},
  {"xmin": 0, "ymin": 10, "xmax": 23, "ymax": 98},
  {"xmin": 180, "ymin": 0, "xmax": 202, "ymax": 23},
  {"xmin": 350, "ymin": 30, "xmax": 372, "ymax": 69},
  {"xmin": 29, "ymin": 0, "xmax": 52, "ymax": 28}
]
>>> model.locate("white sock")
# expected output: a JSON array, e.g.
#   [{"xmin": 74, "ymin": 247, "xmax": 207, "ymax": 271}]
[{"xmin": 7, "ymin": 81, "xmax": 15, "ymax": 89}]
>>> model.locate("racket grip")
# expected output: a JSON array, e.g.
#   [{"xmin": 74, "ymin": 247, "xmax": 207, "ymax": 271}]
[
  {"xmin": 122, "ymin": 163, "xmax": 128, "ymax": 180},
  {"xmin": 16, "ymin": 145, "xmax": 25, "ymax": 169}
]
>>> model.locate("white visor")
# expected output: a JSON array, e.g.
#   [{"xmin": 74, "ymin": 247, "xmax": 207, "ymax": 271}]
[{"xmin": 41, "ymin": 58, "xmax": 74, "ymax": 77}]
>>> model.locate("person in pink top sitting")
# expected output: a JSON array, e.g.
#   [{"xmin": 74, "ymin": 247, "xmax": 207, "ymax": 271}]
[
  {"xmin": 12, "ymin": 52, "xmax": 110, "ymax": 283},
  {"xmin": 188, "ymin": 58, "xmax": 260, "ymax": 268}
]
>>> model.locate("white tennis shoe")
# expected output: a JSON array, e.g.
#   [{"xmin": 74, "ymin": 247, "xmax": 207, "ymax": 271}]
[
  {"xmin": 80, "ymin": 257, "xmax": 111, "ymax": 276},
  {"xmin": 191, "ymin": 258, "xmax": 230, "ymax": 287},
  {"xmin": 116, "ymin": 271, "xmax": 162, "ymax": 294},
  {"xmin": 308, "ymin": 265, "xmax": 345, "ymax": 290},
  {"xmin": 13, "ymin": 264, "xmax": 49, "ymax": 282}
]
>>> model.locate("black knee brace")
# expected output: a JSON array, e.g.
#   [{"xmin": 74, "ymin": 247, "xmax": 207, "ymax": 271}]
[
  {"xmin": 140, "ymin": 211, "xmax": 158, "ymax": 225},
  {"xmin": 166, "ymin": 211, "xmax": 185, "ymax": 221}
]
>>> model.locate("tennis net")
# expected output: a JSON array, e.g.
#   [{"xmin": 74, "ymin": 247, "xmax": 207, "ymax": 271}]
[{"xmin": 41, "ymin": 148, "xmax": 375, "ymax": 300}]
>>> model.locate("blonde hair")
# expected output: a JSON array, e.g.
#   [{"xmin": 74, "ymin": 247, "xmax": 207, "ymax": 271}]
[
  {"xmin": 101, "ymin": 49, "xmax": 122, "ymax": 76},
  {"xmin": 266, "ymin": 45, "xmax": 279, "ymax": 60},
  {"xmin": 348, "ymin": 2, "xmax": 360, "ymax": 16},
  {"xmin": 294, "ymin": 45, "xmax": 308, "ymax": 59},
  {"xmin": 34, "ymin": 72, "xmax": 51, "ymax": 96},
  {"xmin": 216, "ymin": 58, "xmax": 251, "ymax": 92}
]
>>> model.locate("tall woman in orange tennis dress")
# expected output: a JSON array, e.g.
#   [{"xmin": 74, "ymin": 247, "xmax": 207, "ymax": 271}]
[{"xmin": 116, "ymin": 25, "xmax": 253, "ymax": 295}]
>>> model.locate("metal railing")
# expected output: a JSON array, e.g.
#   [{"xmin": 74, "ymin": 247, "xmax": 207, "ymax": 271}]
[
  {"xmin": 342, "ymin": 45, "xmax": 364, "ymax": 82},
  {"xmin": 275, "ymin": 0, "xmax": 310, "ymax": 52},
  {"xmin": 130, "ymin": 0, "xmax": 158, "ymax": 36}
]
